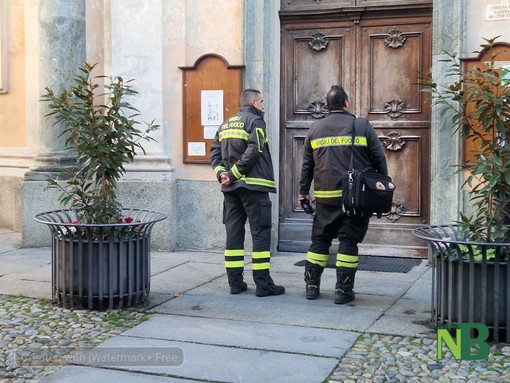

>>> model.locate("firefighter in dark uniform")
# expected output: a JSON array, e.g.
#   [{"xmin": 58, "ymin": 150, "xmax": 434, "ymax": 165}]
[
  {"xmin": 298, "ymin": 85, "xmax": 388, "ymax": 304},
  {"xmin": 210, "ymin": 89, "xmax": 285, "ymax": 297}
]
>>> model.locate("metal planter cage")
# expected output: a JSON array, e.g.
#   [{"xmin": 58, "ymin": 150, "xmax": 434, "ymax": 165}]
[
  {"xmin": 413, "ymin": 224, "xmax": 510, "ymax": 342},
  {"xmin": 35, "ymin": 208, "xmax": 167, "ymax": 310}
]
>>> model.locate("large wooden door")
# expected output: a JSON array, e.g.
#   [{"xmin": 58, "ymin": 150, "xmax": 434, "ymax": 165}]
[{"xmin": 278, "ymin": 6, "xmax": 432, "ymax": 257}]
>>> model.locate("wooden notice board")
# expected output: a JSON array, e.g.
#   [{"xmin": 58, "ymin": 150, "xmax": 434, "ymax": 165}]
[
  {"xmin": 461, "ymin": 42, "xmax": 510, "ymax": 165},
  {"xmin": 179, "ymin": 54, "xmax": 244, "ymax": 163}
]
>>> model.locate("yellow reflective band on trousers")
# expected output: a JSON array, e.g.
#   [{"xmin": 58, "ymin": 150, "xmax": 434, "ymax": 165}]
[
  {"xmin": 225, "ymin": 249, "xmax": 244, "ymax": 256},
  {"xmin": 252, "ymin": 262, "xmax": 270, "ymax": 270},
  {"xmin": 336, "ymin": 253, "xmax": 359, "ymax": 269},
  {"xmin": 218, "ymin": 129, "xmax": 249, "ymax": 142},
  {"xmin": 306, "ymin": 251, "xmax": 329, "ymax": 267},
  {"xmin": 311, "ymin": 136, "xmax": 367, "ymax": 149},
  {"xmin": 314, "ymin": 189, "xmax": 342, "ymax": 198},
  {"xmin": 225, "ymin": 249, "xmax": 245, "ymax": 269},
  {"xmin": 252, "ymin": 251, "xmax": 270, "ymax": 259},
  {"xmin": 252, "ymin": 251, "xmax": 270, "ymax": 271}
]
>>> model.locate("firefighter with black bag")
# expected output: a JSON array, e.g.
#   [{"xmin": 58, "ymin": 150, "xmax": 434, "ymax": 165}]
[{"xmin": 298, "ymin": 85, "xmax": 388, "ymax": 304}]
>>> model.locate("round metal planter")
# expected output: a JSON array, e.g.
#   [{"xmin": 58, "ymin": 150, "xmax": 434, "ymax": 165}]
[
  {"xmin": 35, "ymin": 209, "xmax": 167, "ymax": 310},
  {"xmin": 413, "ymin": 224, "xmax": 509, "ymax": 342}
]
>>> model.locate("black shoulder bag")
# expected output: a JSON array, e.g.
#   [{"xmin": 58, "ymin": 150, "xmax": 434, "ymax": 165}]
[{"xmin": 342, "ymin": 118, "xmax": 395, "ymax": 218}]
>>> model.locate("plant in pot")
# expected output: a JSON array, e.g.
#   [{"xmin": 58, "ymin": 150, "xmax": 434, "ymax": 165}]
[
  {"xmin": 34, "ymin": 62, "xmax": 167, "ymax": 310},
  {"xmin": 414, "ymin": 37, "xmax": 510, "ymax": 341}
]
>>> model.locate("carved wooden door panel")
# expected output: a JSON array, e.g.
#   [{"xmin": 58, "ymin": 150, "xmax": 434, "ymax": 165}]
[
  {"xmin": 279, "ymin": 14, "xmax": 431, "ymax": 257},
  {"xmin": 279, "ymin": 20, "xmax": 356, "ymax": 252}
]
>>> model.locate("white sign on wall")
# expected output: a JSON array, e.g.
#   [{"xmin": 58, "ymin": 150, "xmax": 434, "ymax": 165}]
[
  {"xmin": 201, "ymin": 90, "xmax": 223, "ymax": 126},
  {"xmin": 486, "ymin": 4, "xmax": 510, "ymax": 21},
  {"xmin": 188, "ymin": 142, "xmax": 206, "ymax": 157}
]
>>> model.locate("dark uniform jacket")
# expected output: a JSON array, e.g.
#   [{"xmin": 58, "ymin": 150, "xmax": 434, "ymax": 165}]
[
  {"xmin": 299, "ymin": 110, "xmax": 387, "ymax": 206},
  {"xmin": 210, "ymin": 105, "xmax": 276, "ymax": 194}
]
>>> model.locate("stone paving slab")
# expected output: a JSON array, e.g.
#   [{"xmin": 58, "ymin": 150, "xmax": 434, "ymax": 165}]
[
  {"xmin": 396, "ymin": 267, "xmax": 432, "ymax": 300},
  {"xmin": 383, "ymin": 295, "xmax": 431, "ymax": 318},
  {"xmin": 365, "ymin": 310, "xmax": 435, "ymax": 337},
  {"xmin": 152, "ymin": 292, "xmax": 384, "ymax": 332},
  {"xmin": 124, "ymin": 313, "xmax": 360, "ymax": 358},
  {"xmin": 0, "ymin": 248, "xmax": 51, "ymax": 275},
  {"xmin": 257, "ymin": 269, "xmax": 418, "ymax": 299},
  {"xmin": 69, "ymin": 335, "xmax": 340, "ymax": 383},
  {"xmin": 40, "ymin": 365, "xmax": 197, "ymax": 382},
  {"xmin": 190, "ymin": 281, "xmax": 400, "ymax": 313},
  {"xmin": 0, "ymin": 230, "xmax": 22, "ymax": 253},
  {"xmin": 150, "ymin": 257, "xmax": 189, "ymax": 276},
  {"xmin": 151, "ymin": 250, "xmax": 226, "ymax": 275},
  {"xmin": 150, "ymin": 261, "xmax": 225, "ymax": 296},
  {"xmin": 0, "ymin": 248, "xmax": 52, "ymax": 298},
  {"xmin": 4, "ymin": 263, "xmax": 52, "ymax": 282},
  {"xmin": 0, "ymin": 274, "xmax": 51, "ymax": 298},
  {"xmin": 153, "ymin": 250, "xmax": 225, "ymax": 264},
  {"xmin": 183, "ymin": 271, "xmax": 404, "ymax": 310},
  {"xmin": 365, "ymin": 266, "xmax": 435, "ymax": 337}
]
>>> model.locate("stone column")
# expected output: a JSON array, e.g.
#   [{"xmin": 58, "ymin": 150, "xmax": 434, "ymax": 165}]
[
  {"xmin": 429, "ymin": 0, "xmax": 466, "ymax": 225},
  {"xmin": 25, "ymin": 0, "xmax": 86, "ymax": 178},
  {"xmin": 22, "ymin": 0, "xmax": 86, "ymax": 246},
  {"xmin": 106, "ymin": 0, "xmax": 175, "ymax": 250},
  {"xmin": 243, "ymin": 0, "xmax": 281, "ymax": 252}
]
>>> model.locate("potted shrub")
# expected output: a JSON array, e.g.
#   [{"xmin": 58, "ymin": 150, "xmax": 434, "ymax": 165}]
[
  {"xmin": 414, "ymin": 37, "xmax": 510, "ymax": 342},
  {"xmin": 34, "ymin": 63, "xmax": 166, "ymax": 309}
]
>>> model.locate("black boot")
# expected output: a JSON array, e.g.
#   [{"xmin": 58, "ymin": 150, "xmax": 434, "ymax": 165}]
[
  {"xmin": 253, "ymin": 270, "xmax": 285, "ymax": 297},
  {"xmin": 304, "ymin": 261, "xmax": 324, "ymax": 300},
  {"xmin": 227, "ymin": 267, "xmax": 247, "ymax": 295},
  {"xmin": 335, "ymin": 269, "xmax": 356, "ymax": 304}
]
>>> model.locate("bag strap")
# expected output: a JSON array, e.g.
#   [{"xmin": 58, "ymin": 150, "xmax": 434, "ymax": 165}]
[{"xmin": 348, "ymin": 117, "xmax": 356, "ymax": 171}]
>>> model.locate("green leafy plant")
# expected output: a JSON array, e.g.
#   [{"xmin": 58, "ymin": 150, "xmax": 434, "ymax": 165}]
[
  {"xmin": 419, "ymin": 37, "xmax": 510, "ymax": 245},
  {"xmin": 41, "ymin": 63, "xmax": 159, "ymax": 224}
]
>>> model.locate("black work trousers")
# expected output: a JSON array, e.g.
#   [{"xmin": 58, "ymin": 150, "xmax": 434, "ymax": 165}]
[
  {"xmin": 307, "ymin": 203, "xmax": 369, "ymax": 271},
  {"xmin": 223, "ymin": 188, "xmax": 272, "ymax": 251},
  {"xmin": 223, "ymin": 188, "xmax": 273, "ymax": 288}
]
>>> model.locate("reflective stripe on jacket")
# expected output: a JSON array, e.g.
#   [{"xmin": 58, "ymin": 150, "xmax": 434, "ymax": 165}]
[
  {"xmin": 210, "ymin": 106, "xmax": 276, "ymax": 193},
  {"xmin": 299, "ymin": 111, "xmax": 387, "ymax": 206}
]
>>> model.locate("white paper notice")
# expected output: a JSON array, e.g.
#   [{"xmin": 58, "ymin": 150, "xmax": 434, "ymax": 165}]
[
  {"xmin": 201, "ymin": 90, "xmax": 224, "ymax": 125},
  {"xmin": 188, "ymin": 142, "xmax": 206, "ymax": 156},
  {"xmin": 203, "ymin": 125, "xmax": 218, "ymax": 140}
]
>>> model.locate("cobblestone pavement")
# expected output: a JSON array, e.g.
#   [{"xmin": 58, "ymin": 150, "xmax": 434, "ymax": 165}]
[
  {"xmin": 0, "ymin": 295, "xmax": 147, "ymax": 383},
  {"xmin": 327, "ymin": 334, "xmax": 510, "ymax": 383},
  {"xmin": 2, "ymin": 294, "xmax": 510, "ymax": 383}
]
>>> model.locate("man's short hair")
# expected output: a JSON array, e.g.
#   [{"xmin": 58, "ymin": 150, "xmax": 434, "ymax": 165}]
[
  {"xmin": 326, "ymin": 85, "xmax": 348, "ymax": 110},
  {"xmin": 240, "ymin": 89, "xmax": 261, "ymax": 106}
]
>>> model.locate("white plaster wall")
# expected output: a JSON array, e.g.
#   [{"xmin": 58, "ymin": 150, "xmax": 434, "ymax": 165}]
[
  {"xmin": 86, "ymin": 0, "xmax": 243, "ymax": 181},
  {"xmin": 465, "ymin": 0, "xmax": 510, "ymax": 55},
  {"xmin": 81, "ymin": 1, "xmax": 243, "ymax": 251},
  {"xmin": 173, "ymin": 0, "xmax": 243, "ymax": 181}
]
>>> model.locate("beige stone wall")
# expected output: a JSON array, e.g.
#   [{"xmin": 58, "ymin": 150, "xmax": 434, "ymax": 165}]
[{"xmin": 0, "ymin": 0, "xmax": 25, "ymax": 147}]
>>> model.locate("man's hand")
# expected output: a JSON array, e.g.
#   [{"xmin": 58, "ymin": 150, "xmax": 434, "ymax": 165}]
[
  {"xmin": 220, "ymin": 172, "xmax": 232, "ymax": 186},
  {"xmin": 298, "ymin": 194, "xmax": 315, "ymax": 215}
]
